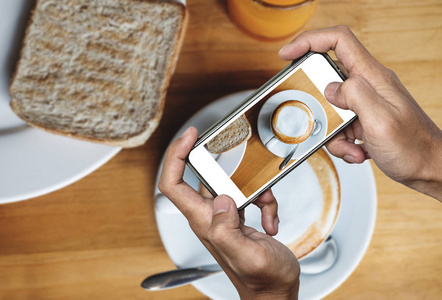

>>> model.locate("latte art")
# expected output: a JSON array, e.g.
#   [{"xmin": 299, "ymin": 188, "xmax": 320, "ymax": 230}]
[
  {"xmin": 275, "ymin": 106, "xmax": 311, "ymax": 138},
  {"xmin": 271, "ymin": 100, "xmax": 314, "ymax": 144}
]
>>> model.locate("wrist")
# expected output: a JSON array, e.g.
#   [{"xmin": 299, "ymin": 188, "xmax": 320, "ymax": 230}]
[
  {"xmin": 253, "ymin": 290, "xmax": 298, "ymax": 300},
  {"xmin": 239, "ymin": 282, "xmax": 299, "ymax": 300},
  {"xmin": 410, "ymin": 131, "xmax": 442, "ymax": 201},
  {"xmin": 241, "ymin": 290, "xmax": 298, "ymax": 300}
]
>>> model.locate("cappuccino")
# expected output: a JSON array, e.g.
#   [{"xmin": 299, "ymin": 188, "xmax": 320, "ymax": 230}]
[
  {"xmin": 276, "ymin": 106, "xmax": 311, "ymax": 138},
  {"xmin": 271, "ymin": 100, "xmax": 314, "ymax": 144}
]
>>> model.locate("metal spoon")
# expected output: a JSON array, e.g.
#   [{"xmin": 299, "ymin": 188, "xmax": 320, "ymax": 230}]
[
  {"xmin": 299, "ymin": 235, "xmax": 338, "ymax": 274},
  {"xmin": 141, "ymin": 235, "xmax": 338, "ymax": 290},
  {"xmin": 279, "ymin": 120, "xmax": 322, "ymax": 170},
  {"xmin": 141, "ymin": 264, "xmax": 223, "ymax": 290}
]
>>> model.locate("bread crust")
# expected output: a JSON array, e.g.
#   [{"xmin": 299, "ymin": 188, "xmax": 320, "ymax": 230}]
[
  {"xmin": 9, "ymin": 0, "xmax": 189, "ymax": 148},
  {"xmin": 8, "ymin": 1, "xmax": 38, "ymax": 110},
  {"xmin": 206, "ymin": 115, "xmax": 252, "ymax": 154}
]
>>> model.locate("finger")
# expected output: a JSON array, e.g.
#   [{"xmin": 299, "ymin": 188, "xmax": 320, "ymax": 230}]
[
  {"xmin": 253, "ymin": 189, "xmax": 279, "ymax": 236},
  {"xmin": 208, "ymin": 195, "xmax": 248, "ymax": 257},
  {"xmin": 334, "ymin": 60, "xmax": 349, "ymax": 78},
  {"xmin": 278, "ymin": 26, "xmax": 382, "ymax": 77},
  {"xmin": 241, "ymin": 224, "xmax": 258, "ymax": 236},
  {"xmin": 161, "ymin": 127, "xmax": 197, "ymax": 186},
  {"xmin": 239, "ymin": 209, "xmax": 246, "ymax": 226},
  {"xmin": 159, "ymin": 127, "xmax": 206, "ymax": 216},
  {"xmin": 342, "ymin": 123, "xmax": 356, "ymax": 143},
  {"xmin": 326, "ymin": 130, "xmax": 367, "ymax": 164},
  {"xmin": 324, "ymin": 76, "xmax": 388, "ymax": 124},
  {"xmin": 198, "ymin": 182, "xmax": 214, "ymax": 199},
  {"xmin": 358, "ymin": 141, "xmax": 372, "ymax": 160},
  {"xmin": 208, "ymin": 196, "xmax": 267, "ymax": 291},
  {"xmin": 351, "ymin": 119, "xmax": 364, "ymax": 140}
]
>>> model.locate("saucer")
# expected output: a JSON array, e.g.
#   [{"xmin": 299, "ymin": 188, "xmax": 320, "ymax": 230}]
[
  {"xmin": 154, "ymin": 90, "xmax": 377, "ymax": 300},
  {"xmin": 257, "ymin": 90, "xmax": 327, "ymax": 158}
]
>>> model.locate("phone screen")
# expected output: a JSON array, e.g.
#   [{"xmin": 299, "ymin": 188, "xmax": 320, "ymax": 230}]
[{"xmin": 189, "ymin": 54, "xmax": 355, "ymax": 207}]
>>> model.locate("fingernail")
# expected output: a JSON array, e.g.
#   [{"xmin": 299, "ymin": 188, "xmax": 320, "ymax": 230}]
[
  {"xmin": 343, "ymin": 155, "xmax": 358, "ymax": 164},
  {"xmin": 325, "ymin": 82, "xmax": 341, "ymax": 98},
  {"xmin": 278, "ymin": 44, "xmax": 290, "ymax": 56},
  {"xmin": 273, "ymin": 217, "xmax": 280, "ymax": 232},
  {"xmin": 214, "ymin": 195, "xmax": 231, "ymax": 215},
  {"xmin": 180, "ymin": 127, "xmax": 193, "ymax": 138}
]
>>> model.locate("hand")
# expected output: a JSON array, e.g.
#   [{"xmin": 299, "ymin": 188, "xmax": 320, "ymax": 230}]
[
  {"xmin": 279, "ymin": 26, "xmax": 442, "ymax": 201},
  {"xmin": 159, "ymin": 127, "xmax": 300, "ymax": 300}
]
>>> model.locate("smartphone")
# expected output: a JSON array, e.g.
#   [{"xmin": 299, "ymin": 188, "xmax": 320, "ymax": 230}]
[{"xmin": 186, "ymin": 52, "xmax": 356, "ymax": 210}]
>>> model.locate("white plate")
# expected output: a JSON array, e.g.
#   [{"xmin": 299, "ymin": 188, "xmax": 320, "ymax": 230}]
[
  {"xmin": 0, "ymin": 0, "xmax": 120, "ymax": 204},
  {"xmin": 257, "ymin": 90, "xmax": 328, "ymax": 158},
  {"xmin": 155, "ymin": 90, "xmax": 377, "ymax": 300}
]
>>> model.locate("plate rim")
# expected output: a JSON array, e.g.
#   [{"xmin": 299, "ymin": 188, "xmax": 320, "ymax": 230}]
[
  {"xmin": 0, "ymin": 127, "xmax": 121, "ymax": 204},
  {"xmin": 0, "ymin": 0, "xmax": 122, "ymax": 204}
]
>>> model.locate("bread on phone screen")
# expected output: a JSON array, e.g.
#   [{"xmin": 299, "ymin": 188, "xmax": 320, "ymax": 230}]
[
  {"xmin": 206, "ymin": 115, "xmax": 252, "ymax": 154},
  {"xmin": 9, "ymin": 0, "xmax": 188, "ymax": 148}
]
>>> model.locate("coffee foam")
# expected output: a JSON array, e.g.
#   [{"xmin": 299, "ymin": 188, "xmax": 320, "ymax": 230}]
[
  {"xmin": 275, "ymin": 106, "xmax": 311, "ymax": 138},
  {"xmin": 271, "ymin": 100, "xmax": 314, "ymax": 144}
]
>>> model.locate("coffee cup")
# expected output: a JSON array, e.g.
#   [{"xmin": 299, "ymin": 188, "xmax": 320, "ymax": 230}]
[{"xmin": 265, "ymin": 100, "xmax": 315, "ymax": 151}]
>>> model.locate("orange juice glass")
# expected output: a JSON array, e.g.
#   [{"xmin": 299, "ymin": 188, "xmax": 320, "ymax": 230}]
[{"xmin": 227, "ymin": 0, "xmax": 317, "ymax": 40}]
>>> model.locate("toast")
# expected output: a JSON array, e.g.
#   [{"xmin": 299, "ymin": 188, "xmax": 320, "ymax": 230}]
[
  {"xmin": 206, "ymin": 115, "xmax": 252, "ymax": 154},
  {"xmin": 9, "ymin": 0, "xmax": 188, "ymax": 147}
]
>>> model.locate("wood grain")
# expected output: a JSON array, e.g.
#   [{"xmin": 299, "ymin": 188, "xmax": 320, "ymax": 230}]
[{"xmin": 0, "ymin": 0, "xmax": 441, "ymax": 299}]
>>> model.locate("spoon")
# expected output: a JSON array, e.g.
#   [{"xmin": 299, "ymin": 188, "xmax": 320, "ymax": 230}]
[
  {"xmin": 299, "ymin": 235, "xmax": 338, "ymax": 274},
  {"xmin": 141, "ymin": 235, "xmax": 338, "ymax": 290},
  {"xmin": 141, "ymin": 264, "xmax": 223, "ymax": 290},
  {"xmin": 279, "ymin": 120, "xmax": 322, "ymax": 170}
]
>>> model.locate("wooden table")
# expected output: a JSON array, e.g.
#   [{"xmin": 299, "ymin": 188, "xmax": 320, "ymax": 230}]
[{"xmin": 1, "ymin": 0, "xmax": 441, "ymax": 299}]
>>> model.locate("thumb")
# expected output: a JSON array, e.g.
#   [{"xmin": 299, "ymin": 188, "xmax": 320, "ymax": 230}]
[
  {"xmin": 324, "ymin": 76, "xmax": 386, "ymax": 121},
  {"xmin": 209, "ymin": 195, "xmax": 244, "ymax": 255}
]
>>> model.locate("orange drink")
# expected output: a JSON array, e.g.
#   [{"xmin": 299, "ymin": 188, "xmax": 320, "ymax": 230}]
[{"xmin": 227, "ymin": 0, "xmax": 317, "ymax": 40}]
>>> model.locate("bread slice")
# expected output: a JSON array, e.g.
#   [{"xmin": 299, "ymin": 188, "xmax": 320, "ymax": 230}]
[
  {"xmin": 9, "ymin": 0, "xmax": 188, "ymax": 148},
  {"xmin": 206, "ymin": 115, "xmax": 252, "ymax": 154}
]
